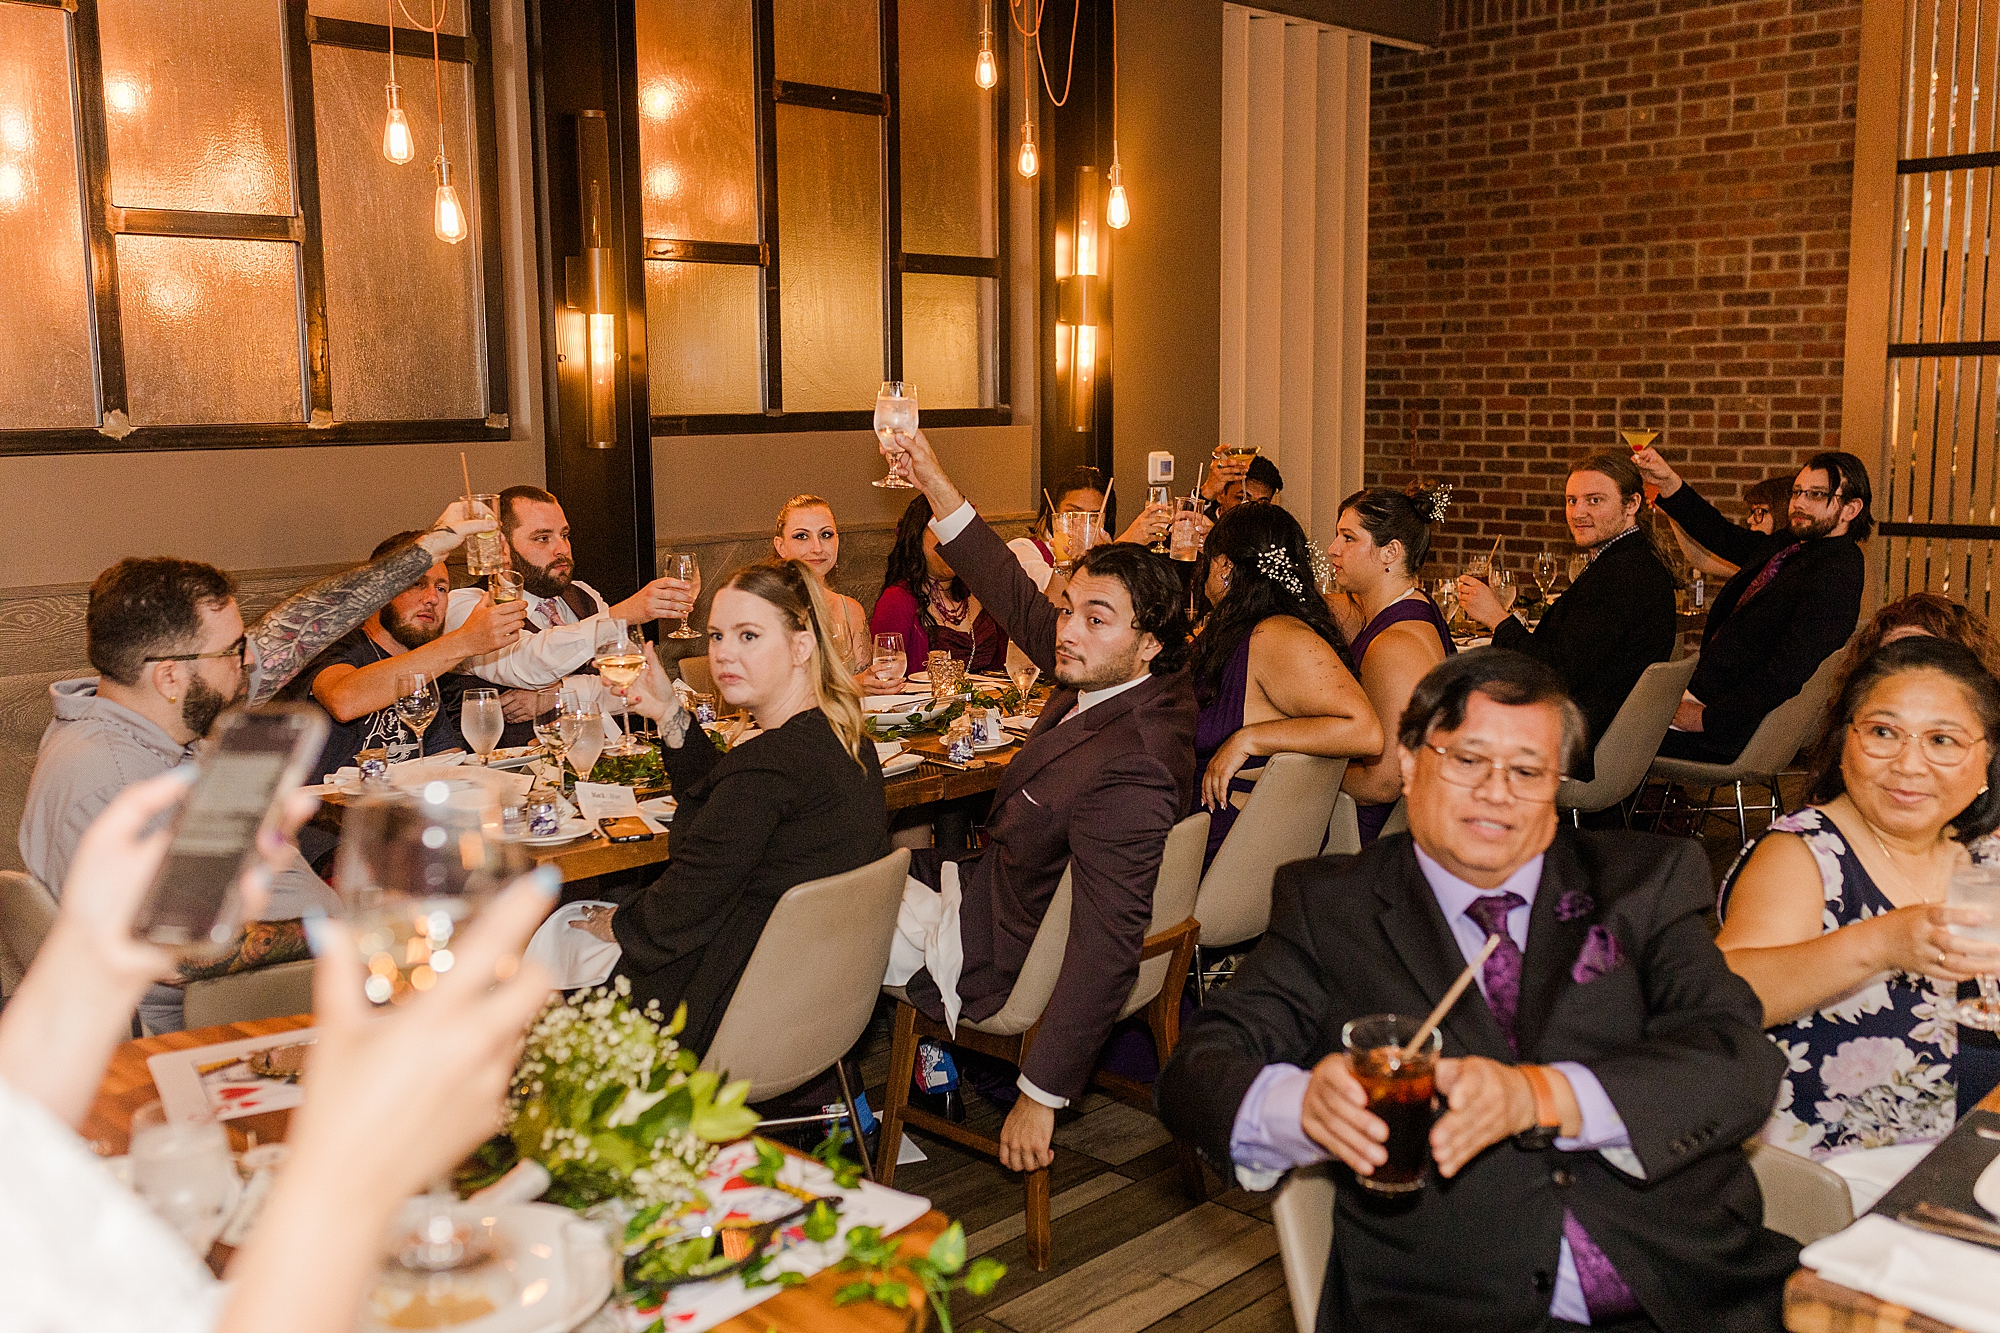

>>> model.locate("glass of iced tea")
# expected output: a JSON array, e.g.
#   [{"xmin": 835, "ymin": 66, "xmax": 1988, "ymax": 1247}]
[{"xmin": 1341, "ymin": 1013, "xmax": 1441, "ymax": 1194}]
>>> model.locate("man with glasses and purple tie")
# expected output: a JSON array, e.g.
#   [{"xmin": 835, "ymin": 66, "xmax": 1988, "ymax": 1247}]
[
  {"xmin": 1633, "ymin": 447, "xmax": 1870, "ymax": 764},
  {"xmin": 1157, "ymin": 651, "xmax": 1796, "ymax": 1333}
]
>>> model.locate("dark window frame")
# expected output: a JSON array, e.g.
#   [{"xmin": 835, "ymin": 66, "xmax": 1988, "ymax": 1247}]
[
  {"xmin": 0, "ymin": 0, "xmax": 510, "ymax": 457},
  {"xmin": 641, "ymin": 0, "xmax": 1012, "ymax": 437}
]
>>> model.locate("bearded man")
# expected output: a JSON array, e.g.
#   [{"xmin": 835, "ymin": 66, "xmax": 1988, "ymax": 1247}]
[
  {"xmin": 1454, "ymin": 452, "xmax": 1678, "ymax": 783},
  {"xmin": 442, "ymin": 485, "xmax": 700, "ymax": 689},
  {"xmin": 1633, "ymin": 448, "xmax": 1870, "ymax": 764},
  {"xmin": 300, "ymin": 532, "xmax": 528, "ymax": 774},
  {"xmin": 875, "ymin": 427, "xmax": 1198, "ymax": 1176}
]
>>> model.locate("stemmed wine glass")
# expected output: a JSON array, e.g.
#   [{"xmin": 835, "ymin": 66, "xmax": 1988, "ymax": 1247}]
[
  {"xmin": 659, "ymin": 552, "xmax": 702, "ymax": 639},
  {"xmin": 1006, "ymin": 645, "xmax": 1040, "ymax": 715},
  {"xmin": 393, "ymin": 672, "xmax": 439, "ymax": 760},
  {"xmin": 1568, "ymin": 552, "xmax": 1590, "ymax": 586},
  {"xmin": 1949, "ymin": 863, "xmax": 2000, "ymax": 1030},
  {"xmin": 1431, "ymin": 577, "xmax": 1459, "ymax": 631},
  {"xmin": 1534, "ymin": 548, "xmax": 1559, "ymax": 604},
  {"xmin": 593, "ymin": 620, "xmax": 646, "ymax": 753},
  {"xmin": 870, "ymin": 632, "xmax": 907, "ymax": 692},
  {"xmin": 565, "ymin": 698, "xmax": 607, "ymax": 783},
  {"xmin": 533, "ymin": 688, "xmax": 581, "ymax": 775},
  {"xmin": 460, "ymin": 688, "xmax": 504, "ymax": 766},
  {"xmin": 1492, "ymin": 567, "xmax": 1517, "ymax": 614},
  {"xmin": 335, "ymin": 785, "xmax": 528, "ymax": 1307},
  {"xmin": 873, "ymin": 381, "xmax": 918, "ymax": 489}
]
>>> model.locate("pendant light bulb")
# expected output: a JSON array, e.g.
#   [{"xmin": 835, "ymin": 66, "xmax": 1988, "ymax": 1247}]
[
  {"xmin": 977, "ymin": 43, "xmax": 997, "ymax": 89},
  {"xmin": 433, "ymin": 156, "xmax": 468, "ymax": 244},
  {"xmin": 1018, "ymin": 114, "xmax": 1038, "ymax": 178},
  {"xmin": 382, "ymin": 83, "xmax": 415, "ymax": 164},
  {"xmin": 1106, "ymin": 151, "xmax": 1130, "ymax": 229}
]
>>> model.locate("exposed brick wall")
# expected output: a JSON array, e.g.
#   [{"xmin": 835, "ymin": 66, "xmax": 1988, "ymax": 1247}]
[{"xmin": 1363, "ymin": 0, "xmax": 1863, "ymax": 572}]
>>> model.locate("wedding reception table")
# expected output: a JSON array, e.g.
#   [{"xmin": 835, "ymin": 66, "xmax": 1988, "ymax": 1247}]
[{"xmin": 85, "ymin": 1016, "xmax": 950, "ymax": 1333}]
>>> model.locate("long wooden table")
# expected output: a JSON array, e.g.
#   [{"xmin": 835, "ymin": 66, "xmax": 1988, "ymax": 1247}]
[
  {"xmin": 86, "ymin": 1015, "xmax": 945, "ymax": 1333},
  {"xmin": 1783, "ymin": 1082, "xmax": 2000, "ymax": 1332}
]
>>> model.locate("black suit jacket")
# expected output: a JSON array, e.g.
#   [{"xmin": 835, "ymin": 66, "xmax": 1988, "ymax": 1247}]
[
  {"xmin": 1657, "ymin": 486, "xmax": 1862, "ymax": 757},
  {"xmin": 1491, "ymin": 532, "xmax": 1677, "ymax": 781},
  {"xmin": 904, "ymin": 513, "xmax": 1198, "ymax": 1100},
  {"xmin": 1155, "ymin": 831, "xmax": 1796, "ymax": 1333}
]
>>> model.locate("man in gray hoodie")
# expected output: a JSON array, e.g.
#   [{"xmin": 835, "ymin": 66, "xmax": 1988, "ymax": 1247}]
[{"xmin": 20, "ymin": 511, "xmax": 486, "ymax": 1032}]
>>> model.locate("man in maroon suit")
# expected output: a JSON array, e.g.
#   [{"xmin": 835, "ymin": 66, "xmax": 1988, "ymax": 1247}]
[{"xmin": 884, "ymin": 429, "xmax": 1198, "ymax": 1173}]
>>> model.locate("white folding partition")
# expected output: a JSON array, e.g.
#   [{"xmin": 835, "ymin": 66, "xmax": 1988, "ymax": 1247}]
[{"xmin": 1220, "ymin": 5, "xmax": 1370, "ymax": 546}]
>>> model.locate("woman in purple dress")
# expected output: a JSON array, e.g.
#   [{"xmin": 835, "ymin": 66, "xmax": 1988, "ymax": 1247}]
[
  {"xmin": 1324, "ymin": 485, "xmax": 1456, "ymax": 844},
  {"xmin": 1189, "ymin": 504, "xmax": 1380, "ymax": 868}
]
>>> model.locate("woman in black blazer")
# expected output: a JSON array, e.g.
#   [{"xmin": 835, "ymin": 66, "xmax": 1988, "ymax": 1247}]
[{"xmin": 572, "ymin": 559, "xmax": 889, "ymax": 1055}]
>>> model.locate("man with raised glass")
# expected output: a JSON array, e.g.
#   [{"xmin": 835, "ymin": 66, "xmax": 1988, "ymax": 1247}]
[
  {"xmin": 1156, "ymin": 650, "xmax": 1796, "ymax": 1332},
  {"xmin": 442, "ymin": 484, "xmax": 700, "ymax": 689}
]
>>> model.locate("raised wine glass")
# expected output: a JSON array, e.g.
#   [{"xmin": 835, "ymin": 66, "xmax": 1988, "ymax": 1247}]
[
  {"xmin": 659, "ymin": 552, "xmax": 702, "ymax": 639},
  {"xmin": 593, "ymin": 620, "xmax": 646, "ymax": 753},
  {"xmin": 460, "ymin": 688, "xmax": 504, "ymax": 766},
  {"xmin": 872, "ymin": 381, "xmax": 918, "ymax": 489},
  {"xmin": 393, "ymin": 671, "xmax": 439, "ymax": 761}
]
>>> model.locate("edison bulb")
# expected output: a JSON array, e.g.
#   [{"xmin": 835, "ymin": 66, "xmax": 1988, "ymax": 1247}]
[
  {"xmin": 382, "ymin": 85, "xmax": 414, "ymax": 165},
  {"xmin": 433, "ymin": 159, "xmax": 467, "ymax": 244},
  {"xmin": 1018, "ymin": 131, "xmax": 1038, "ymax": 178},
  {"xmin": 1106, "ymin": 184, "xmax": 1130, "ymax": 229},
  {"xmin": 976, "ymin": 46, "xmax": 997, "ymax": 89}
]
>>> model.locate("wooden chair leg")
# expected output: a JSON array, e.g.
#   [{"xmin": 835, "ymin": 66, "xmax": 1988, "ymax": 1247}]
[
  {"xmin": 876, "ymin": 1001, "xmax": 920, "ymax": 1188},
  {"xmin": 1148, "ymin": 925, "xmax": 1207, "ymax": 1202},
  {"xmin": 1025, "ymin": 1164, "xmax": 1052, "ymax": 1271}
]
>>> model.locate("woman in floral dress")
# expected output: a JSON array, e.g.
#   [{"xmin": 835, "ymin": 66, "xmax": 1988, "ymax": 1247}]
[{"xmin": 1717, "ymin": 636, "xmax": 2000, "ymax": 1158}]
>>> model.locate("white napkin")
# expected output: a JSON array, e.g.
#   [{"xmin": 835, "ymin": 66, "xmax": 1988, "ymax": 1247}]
[
  {"xmin": 1801, "ymin": 1214, "xmax": 2000, "ymax": 1333},
  {"xmin": 884, "ymin": 862, "xmax": 963, "ymax": 1033},
  {"xmin": 523, "ymin": 900, "xmax": 622, "ymax": 990},
  {"xmin": 875, "ymin": 740, "xmax": 904, "ymax": 763},
  {"xmin": 1822, "ymin": 1142, "xmax": 1935, "ymax": 1215},
  {"xmin": 573, "ymin": 781, "xmax": 665, "ymax": 834}
]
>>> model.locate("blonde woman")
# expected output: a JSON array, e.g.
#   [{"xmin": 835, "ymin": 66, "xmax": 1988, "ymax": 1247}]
[
  {"xmin": 772, "ymin": 494, "xmax": 874, "ymax": 673},
  {"xmin": 575, "ymin": 559, "xmax": 890, "ymax": 1053}
]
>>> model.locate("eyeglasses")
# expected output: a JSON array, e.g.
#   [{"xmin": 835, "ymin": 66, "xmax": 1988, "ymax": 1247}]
[
  {"xmin": 1790, "ymin": 486, "xmax": 1839, "ymax": 505},
  {"xmin": 1848, "ymin": 720, "xmax": 1988, "ymax": 768},
  {"xmin": 1423, "ymin": 742, "xmax": 1563, "ymax": 801},
  {"xmin": 1747, "ymin": 505, "xmax": 1772, "ymax": 522},
  {"xmin": 144, "ymin": 634, "xmax": 248, "ymax": 665}
]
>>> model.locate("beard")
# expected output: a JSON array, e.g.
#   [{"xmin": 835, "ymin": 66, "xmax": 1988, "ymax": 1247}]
[
  {"xmin": 380, "ymin": 601, "xmax": 443, "ymax": 649},
  {"xmin": 1789, "ymin": 509, "xmax": 1840, "ymax": 540},
  {"xmin": 515, "ymin": 547, "xmax": 574, "ymax": 600},
  {"xmin": 181, "ymin": 673, "xmax": 237, "ymax": 739},
  {"xmin": 1054, "ymin": 642, "xmax": 1146, "ymax": 693}
]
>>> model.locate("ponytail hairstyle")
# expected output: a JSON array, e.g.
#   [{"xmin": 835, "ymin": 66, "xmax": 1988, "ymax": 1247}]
[
  {"xmin": 1337, "ymin": 482, "xmax": 1450, "ymax": 576},
  {"xmin": 719, "ymin": 559, "xmax": 870, "ymax": 766}
]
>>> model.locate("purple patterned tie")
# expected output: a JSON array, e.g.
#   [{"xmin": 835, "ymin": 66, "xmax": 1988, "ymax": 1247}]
[
  {"xmin": 1736, "ymin": 541, "xmax": 1802, "ymax": 608},
  {"xmin": 1462, "ymin": 893, "xmax": 1639, "ymax": 1321}
]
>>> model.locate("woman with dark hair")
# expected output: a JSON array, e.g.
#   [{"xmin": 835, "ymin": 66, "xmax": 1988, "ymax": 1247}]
[
  {"xmin": 1008, "ymin": 465, "xmax": 1172, "ymax": 597},
  {"xmin": 1189, "ymin": 504, "xmax": 1380, "ymax": 866},
  {"xmin": 1324, "ymin": 484, "xmax": 1456, "ymax": 843},
  {"xmin": 870, "ymin": 494, "xmax": 1009, "ymax": 671},
  {"xmin": 1716, "ymin": 636, "xmax": 2000, "ymax": 1163}
]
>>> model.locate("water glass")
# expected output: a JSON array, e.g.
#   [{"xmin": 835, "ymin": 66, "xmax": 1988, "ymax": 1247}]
[
  {"xmin": 1169, "ymin": 496, "xmax": 1204, "ymax": 562},
  {"xmin": 1050, "ymin": 510, "xmax": 1103, "ymax": 570},
  {"xmin": 129, "ymin": 1100, "xmax": 238, "ymax": 1255},
  {"xmin": 1431, "ymin": 577, "xmax": 1459, "ymax": 629},
  {"xmin": 461, "ymin": 688, "xmax": 504, "ymax": 764},
  {"xmin": 1949, "ymin": 863, "xmax": 2000, "ymax": 1030},
  {"xmin": 871, "ymin": 632, "xmax": 907, "ymax": 690},
  {"xmin": 463, "ymin": 494, "xmax": 506, "ymax": 576},
  {"xmin": 872, "ymin": 381, "xmax": 919, "ymax": 489},
  {"xmin": 1568, "ymin": 553, "xmax": 1589, "ymax": 585}
]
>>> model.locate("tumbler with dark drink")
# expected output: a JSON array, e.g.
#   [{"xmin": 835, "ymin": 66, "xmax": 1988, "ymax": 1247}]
[{"xmin": 1341, "ymin": 1013, "xmax": 1441, "ymax": 1194}]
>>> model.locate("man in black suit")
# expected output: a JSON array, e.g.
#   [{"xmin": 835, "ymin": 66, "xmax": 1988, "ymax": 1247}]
[
  {"xmin": 1635, "ymin": 448, "xmax": 1868, "ymax": 763},
  {"xmin": 882, "ymin": 428, "xmax": 1198, "ymax": 1175},
  {"xmin": 1456, "ymin": 452, "xmax": 1678, "ymax": 782},
  {"xmin": 1155, "ymin": 651, "xmax": 1795, "ymax": 1333}
]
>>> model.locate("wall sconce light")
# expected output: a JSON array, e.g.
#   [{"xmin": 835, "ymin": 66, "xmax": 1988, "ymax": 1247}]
[
  {"xmin": 565, "ymin": 110, "xmax": 618, "ymax": 449},
  {"xmin": 1056, "ymin": 166, "xmax": 1102, "ymax": 433}
]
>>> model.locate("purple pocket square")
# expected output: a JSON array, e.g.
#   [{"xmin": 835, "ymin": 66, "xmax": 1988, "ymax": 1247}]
[
  {"xmin": 1571, "ymin": 925, "xmax": 1625, "ymax": 985},
  {"xmin": 1555, "ymin": 889, "xmax": 1596, "ymax": 922}
]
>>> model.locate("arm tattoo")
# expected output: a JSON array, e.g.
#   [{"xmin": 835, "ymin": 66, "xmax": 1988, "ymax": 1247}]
[
  {"xmin": 247, "ymin": 542, "xmax": 435, "ymax": 701},
  {"xmin": 661, "ymin": 700, "xmax": 692, "ymax": 749},
  {"xmin": 175, "ymin": 918, "xmax": 312, "ymax": 983}
]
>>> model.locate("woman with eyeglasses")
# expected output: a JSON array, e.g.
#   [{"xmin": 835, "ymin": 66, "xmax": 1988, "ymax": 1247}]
[
  {"xmin": 1715, "ymin": 636, "xmax": 2000, "ymax": 1169},
  {"xmin": 1664, "ymin": 473, "xmax": 1792, "ymax": 582}
]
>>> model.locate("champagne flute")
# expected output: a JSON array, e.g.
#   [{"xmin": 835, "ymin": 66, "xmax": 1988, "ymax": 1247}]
[
  {"xmin": 460, "ymin": 688, "xmax": 504, "ymax": 765},
  {"xmin": 393, "ymin": 671, "xmax": 439, "ymax": 760},
  {"xmin": 593, "ymin": 620, "xmax": 645, "ymax": 752},
  {"xmin": 1534, "ymin": 548, "xmax": 1558, "ymax": 603},
  {"xmin": 1949, "ymin": 863, "xmax": 2000, "ymax": 1030},
  {"xmin": 871, "ymin": 632, "xmax": 907, "ymax": 691},
  {"xmin": 872, "ymin": 381, "xmax": 918, "ymax": 489},
  {"xmin": 659, "ymin": 552, "xmax": 702, "ymax": 639}
]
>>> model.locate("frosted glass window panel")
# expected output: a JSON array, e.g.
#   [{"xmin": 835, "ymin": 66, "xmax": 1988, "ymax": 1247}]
[
  {"xmin": 773, "ymin": 0, "xmax": 879, "ymax": 93},
  {"xmin": 0, "ymin": 5, "xmax": 98, "ymax": 429},
  {"xmin": 776, "ymin": 106, "xmax": 882, "ymax": 412},
  {"xmin": 645, "ymin": 261, "xmax": 763, "ymax": 415},
  {"xmin": 312, "ymin": 46, "xmax": 482, "ymax": 420},
  {"xmin": 635, "ymin": 0, "xmax": 756, "ymax": 244},
  {"xmin": 897, "ymin": 0, "xmax": 994, "ymax": 257},
  {"xmin": 902, "ymin": 275, "xmax": 990, "ymax": 409},
  {"xmin": 117, "ymin": 235, "xmax": 304, "ymax": 425},
  {"xmin": 100, "ymin": 0, "xmax": 294, "ymax": 215},
  {"xmin": 307, "ymin": 0, "xmax": 463, "ymax": 36}
]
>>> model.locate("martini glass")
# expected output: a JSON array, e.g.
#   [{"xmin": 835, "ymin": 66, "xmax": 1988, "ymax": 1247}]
[{"xmin": 1621, "ymin": 428, "xmax": 1661, "ymax": 504}]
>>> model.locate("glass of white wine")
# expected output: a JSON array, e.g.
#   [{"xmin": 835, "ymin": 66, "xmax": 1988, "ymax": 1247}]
[
  {"xmin": 461, "ymin": 688, "xmax": 504, "ymax": 765},
  {"xmin": 393, "ymin": 671, "xmax": 439, "ymax": 761},
  {"xmin": 872, "ymin": 381, "xmax": 918, "ymax": 489},
  {"xmin": 593, "ymin": 620, "xmax": 647, "ymax": 754},
  {"xmin": 1534, "ymin": 548, "xmax": 1559, "ymax": 603}
]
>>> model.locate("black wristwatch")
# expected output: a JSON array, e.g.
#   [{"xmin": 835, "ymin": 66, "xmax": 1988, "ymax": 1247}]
[{"xmin": 1513, "ymin": 1064, "xmax": 1563, "ymax": 1151}]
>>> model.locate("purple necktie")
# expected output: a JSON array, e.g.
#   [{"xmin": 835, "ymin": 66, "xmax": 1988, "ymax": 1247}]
[
  {"xmin": 1737, "ymin": 541, "xmax": 1801, "ymax": 608},
  {"xmin": 1463, "ymin": 893, "xmax": 1639, "ymax": 1321}
]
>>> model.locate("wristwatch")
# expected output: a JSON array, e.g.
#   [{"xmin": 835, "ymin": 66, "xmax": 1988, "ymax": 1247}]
[{"xmin": 1513, "ymin": 1064, "xmax": 1563, "ymax": 1151}]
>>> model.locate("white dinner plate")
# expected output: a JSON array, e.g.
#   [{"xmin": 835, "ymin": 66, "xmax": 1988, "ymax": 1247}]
[
  {"xmin": 882, "ymin": 752, "xmax": 924, "ymax": 777},
  {"xmin": 971, "ymin": 736, "xmax": 1011, "ymax": 752},
  {"xmin": 637, "ymin": 796, "xmax": 676, "ymax": 824},
  {"xmin": 1976, "ymin": 1148, "xmax": 2000, "ymax": 1219},
  {"xmin": 362, "ymin": 1203, "xmax": 613, "ymax": 1333},
  {"xmin": 523, "ymin": 817, "xmax": 594, "ymax": 847}
]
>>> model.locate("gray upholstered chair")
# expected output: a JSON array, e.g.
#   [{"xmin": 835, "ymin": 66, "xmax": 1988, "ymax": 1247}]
[
  {"xmin": 1193, "ymin": 755, "xmax": 1348, "ymax": 990},
  {"xmin": 1556, "ymin": 654, "xmax": 1699, "ymax": 823},
  {"xmin": 676, "ymin": 655, "xmax": 715, "ymax": 694},
  {"xmin": 1744, "ymin": 1140, "xmax": 1854, "ymax": 1244},
  {"xmin": 1272, "ymin": 1163, "xmax": 1336, "ymax": 1333},
  {"xmin": 698, "ymin": 847, "xmax": 911, "ymax": 1179},
  {"xmin": 876, "ymin": 812, "xmax": 1209, "ymax": 1270},
  {"xmin": 182, "ymin": 960, "xmax": 318, "ymax": 1030},
  {"xmin": 0, "ymin": 869, "xmax": 58, "ymax": 998}
]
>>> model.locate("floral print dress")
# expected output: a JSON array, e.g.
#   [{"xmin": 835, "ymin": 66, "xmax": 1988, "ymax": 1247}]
[{"xmin": 1718, "ymin": 807, "xmax": 1958, "ymax": 1159}]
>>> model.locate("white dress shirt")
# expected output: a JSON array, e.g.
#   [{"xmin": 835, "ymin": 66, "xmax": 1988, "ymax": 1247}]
[{"xmin": 443, "ymin": 580, "xmax": 612, "ymax": 689}]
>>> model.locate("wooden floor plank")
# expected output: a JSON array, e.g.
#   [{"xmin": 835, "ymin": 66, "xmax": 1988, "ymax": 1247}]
[
  {"xmin": 1134, "ymin": 1256, "xmax": 1288, "ymax": 1333},
  {"xmin": 895, "ymin": 1138, "xmax": 1109, "ymax": 1235},
  {"xmin": 965, "ymin": 1171, "xmax": 1133, "ymax": 1257},
  {"xmin": 1051, "ymin": 1098, "xmax": 1174, "ymax": 1166},
  {"xmin": 986, "ymin": 1203, "xmax": 1277, "ymax": 1333},
  {"xmin": 1202, "ymin": 1286, "xmax": 1298, "ymax": 1333}
]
